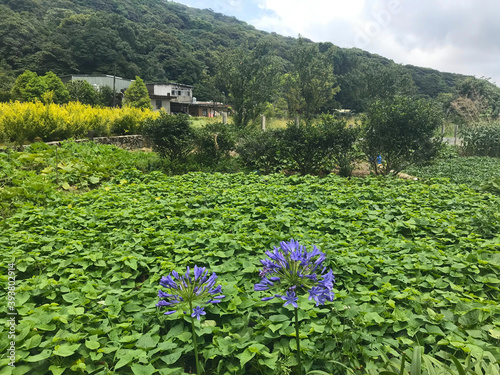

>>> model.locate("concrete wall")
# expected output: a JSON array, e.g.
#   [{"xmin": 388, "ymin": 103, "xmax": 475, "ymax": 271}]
[
  {"xmin": 61, "ymin": 75, "xmax": 134, "ymax": 92},
  {"xmin": 151, "ymin": 98, "xmax": 171, "ymax": 113}
]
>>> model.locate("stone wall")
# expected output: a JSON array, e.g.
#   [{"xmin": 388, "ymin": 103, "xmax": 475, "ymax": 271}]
[{"xmin": 2, "ymin": 135, "xmax": 150, "ymax": 152}]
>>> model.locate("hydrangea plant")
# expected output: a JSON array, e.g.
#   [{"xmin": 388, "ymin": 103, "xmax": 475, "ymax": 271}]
[
  {"xmin": 255, "ymin": 239, "xmax": 335, "ymax": 374},
  {"xmin": 157, "ymin": 265, "xmax": 224, "ymax": 375}
]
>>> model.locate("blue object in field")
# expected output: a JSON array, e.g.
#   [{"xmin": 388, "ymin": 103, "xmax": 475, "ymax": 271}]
[{"xmin": 376, "ymin": 155, "xmax": 382, "ymax": 164}]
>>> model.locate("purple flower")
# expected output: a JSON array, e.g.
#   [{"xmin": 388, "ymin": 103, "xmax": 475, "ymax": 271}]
[
  {"xmin": 281, "ymin": 290, "xmax": 298, "ymax": 308},
  {"xmin": 255, "ymin": 240, "xmax": 335, "ymax": 308},
  {"xmin": 157, "ymin": 265, "xmax": 224, "ymax": 319},
  {"xmin": 254, "ymin": 277, "xmax": 274, "ymax": 291},
  {"xmin": 191, "ymin": 306, "xmax": 206, "ymax": 321}
]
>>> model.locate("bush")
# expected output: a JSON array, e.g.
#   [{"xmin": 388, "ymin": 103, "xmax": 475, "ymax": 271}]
[
  {"xmin": 236, "ymin": 118, "xmax": 360, "ymax": 176},
  {"xmin": 460, "ymin": 122, "xmax": 500, "ymax": 157},
  {"xmin": 362, "ymin": 96, "xmax": 444, "ymax": 175},
  {"xmin": 142, "ymin": 113, "xmax": 193, "ymax": 162},
  {"xmin": 193, "ymin": 122, "xmax": 237, "ymax": 167},
  {"xmin": 316, "ymin": 115, "xmax": 360, "ymax": 177},
  {"xmin": 236, "ymin": 128, "xmax": 286, "ymax": 174},
  {"xmin": 0, "ymin": 102, "xmax": 157, "ymax": 144}
]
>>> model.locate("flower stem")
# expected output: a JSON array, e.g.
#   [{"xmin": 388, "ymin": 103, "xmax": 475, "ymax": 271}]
[
  {"xmin": 294, "ymin": 307, "xmax": 301, "ymax": 375},
  {"xmin": 189, "ymin": 303, "xmax": 202, "ymax": 375}
]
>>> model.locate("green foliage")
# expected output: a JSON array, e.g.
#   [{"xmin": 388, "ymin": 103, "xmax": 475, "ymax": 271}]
[
  {"xmin": 123, "ymin": 76, "xmax": 152, "ymax": 110},
  {"xmin": 10, "ymin": 70, "xmax": 47, "ymax": 102},
  {"xmin": 193, "ymin": 122, "xmax": 236, "ymax": 167},
  {"xmin": 405, "ymin": 155, "xmax": 500, "ymax": 194},
  {"xmin": 236, "ymin": 128, "xmax": 286, "ymax": 174},
  {"xmin": 362, "ymin": 96, "xmax": 444, "ymax": 175},
  {"xmin": 66, "ymin": 79, "xmax": 99, "ymax": 105},
  {"xmin": 284, "ymin": 37, "xmax": 340, "ymax": 121},
  {"xmin": 451, "ymin": 77, "xmax": 500, "ymax": 123},
  {"xmin": 280, "ymin": 122, "xmax": 336, "ymax": 175},
  {"xmin": 10, "ymin": 70, "xmax": 69, "ymax": 104},
  {"xmin": 0, "ymin": 0, "xmax": 484, "ymax": 114},
  {"xmin": 332, "ymin": 50, "xmax": 418, "ymax": 112},
  {"xmin": 460, "ymin": 123, "xmax": 500, "ymax": 157},
  {"xmin": 378, "ymin": 347, "xmax": 500, "ymax": 375},
  {"xmin": 0, "ymin": 101, "xmax": 156, "ymax": 144},
  {"xmin": 236, "ymin": 117, "xmax": 360, "ymax": 176},
  {"xmin": 0, "ymin": 141, "xmax": 161, "ymax": 219},
  {"xmin": 1, "ymin": 156, "xmax": 499, "ymax": 374},
  {"xmin": 143, "ymin": 112, "xmax": 193, "ymax": 162},
  {"xmin": 43, "ymin": 71, "xmax": 70, "ymax": 104},
  {"xmin": 97, "ymin": 85, "xmax": 119, "ymax": 107},
  {"xmin": 216, "ymin": 42, "xmax": 282, "ymax": 128}
]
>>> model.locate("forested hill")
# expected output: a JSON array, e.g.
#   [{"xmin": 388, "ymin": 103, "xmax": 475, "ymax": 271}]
[{"xmin": 0, "ymin": 0, "xmax": 476, "ymax": 110}]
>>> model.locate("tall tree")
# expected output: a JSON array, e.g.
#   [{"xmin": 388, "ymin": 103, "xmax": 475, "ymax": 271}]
[
  {"xmin": 362, "ymin": 96, "xmax": 443, "ymax": 175},
  {"xmin": 216, "ymin": 42, "xmax": 282, "ymax": 128},
  {"xmin": 284, "ymin": 37, "xmax": 339, "ymax": 122},
  {"xmin": 10, "ymin": 70, "xmax": 46, "ymax": 102},
  {"xmin": 67, "ymin": 79, "xmax": 99, "ymax": 105},
  {"xmin": 123, "ymin": 76, "xmax": 152, "ymax": 110},
  {"xmin": 43, "ymin": 71, "xmax": 69, "ymax": 104}
]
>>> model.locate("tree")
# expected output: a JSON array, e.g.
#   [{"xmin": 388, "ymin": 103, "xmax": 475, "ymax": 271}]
[
  {"xmin": 362, "ymin": 96, "xmax": 444, "ymax": 175},
  {"xmin": 284, "ymin": 37, "xmax": 339, "ymax": 122},
  {"xmin": 67, "ymin": 79, "xmax": 99, "ymax": 105},
  {"xmin": 143, "ymin": 113, "xmax": 193, "ymax": 162},
  {"xmin": 450, "ymin": 77, "xmax": 500, "ymax": 124},
  {"xmin": 216, "ymin": 42, "xmax": 282, "ymax": 128},
  {"xmin": 10, "ymin": 70, "xmax": 46, "ymax": 102},
  {"xmin": 123, "ymin": 76, "xmax": 152, "ymax": 110},
  {"xmin": 43, "ymin": 71, "xmax": 69, "ymax": 104}
]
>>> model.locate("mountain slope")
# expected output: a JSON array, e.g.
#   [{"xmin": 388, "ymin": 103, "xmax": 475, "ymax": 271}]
[{"xmin": 0, "ymin": 0, "xmax": 472, "ymax": 108}]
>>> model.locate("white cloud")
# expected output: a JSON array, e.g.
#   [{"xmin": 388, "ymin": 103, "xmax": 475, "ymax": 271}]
[
  {"xmin": 175, "ymin": 0, "xmax": 500, "ymax": 85},
  {"xmin": 253, "ymin": 0, "xmax": 365, "ymax": 41}
]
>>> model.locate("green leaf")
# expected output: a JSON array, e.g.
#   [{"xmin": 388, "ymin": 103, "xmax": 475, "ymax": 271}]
[
  {"xmin": 269, "ymin": 314, "xmax": 289, "ymax": 323},
  {"xmin": 131, "ymin": 363, "xmax": 156, "ymax": 375},
  {"xmin": 53, "ymin": 343, "xmax": 81, "ymax": 357},
  {"xmin": 410, "ymin": 346, "xmax": 421, "ymax": 375},
  {"xmin": 89, "ymin": 176, "xmax": 100, "ymax": 184},
  {"xmin": 136, "ymin": 334, "xmax": 159, "ymax": 350},
  {"xmin": 364, "ymin": 312, "xmax": 384, "ymax": 324},
  {"xmin": 25, "ymin": 349, "xmax": 52, "ymax": 362},
  {"xmin": 85, "ymin": 340, "xmax": 100, "ymax": 350},
  {"xmin": 48, "ymin": 366, "xmax": 66, "ymax": 375},
  {"xmin": 237, "ymin": 349, "xmax": 256, "ymax": 367},
  {"xmin": 161, "ymin": 349, "xmax": 183, "ymax": 365}
]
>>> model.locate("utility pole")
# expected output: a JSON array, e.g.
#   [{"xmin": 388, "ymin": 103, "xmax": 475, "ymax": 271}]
[{"xmin": 112, "ymin": 63, "xmax": 116, "ymax": 107}]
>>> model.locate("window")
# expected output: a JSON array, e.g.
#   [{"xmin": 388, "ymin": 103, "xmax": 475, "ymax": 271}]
[
  {"xmin": 202, "ymin": 109, "xmax": 208, "ymax": 116},
  {"xmin": 171, "ymin": 90, "xmax": 175, "ymax": 96},
  {"xmin": 156, "ymin": 100, "xmax": 162, "ymax": 109}
]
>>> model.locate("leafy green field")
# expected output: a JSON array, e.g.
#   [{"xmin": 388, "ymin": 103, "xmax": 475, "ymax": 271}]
[
  {"xmin": 405, "ymin": 154, "xmax": 500, "ymax": 193},
  {"xmin": 1, "ymin": 144, "xmax": 500, "ymax": 374}
]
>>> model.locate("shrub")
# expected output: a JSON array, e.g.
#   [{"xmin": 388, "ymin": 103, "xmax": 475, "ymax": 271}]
[
  {"xmin": 236, "ymin": 128, "xmax": 286, "ymax": 174},
  {"xmin": 236, "ymin": 118, "xmax": 360, "ymax": 176},
  {"xmin": 316, "ymin": 115, "xmax": 360, "ymax": 177},
  {"xmin": 193, "ymin": 122, "xmax": 236, "ymax": 167},
  {"xmin": 0, "ymin": 102, "xmax": 157, "ymax": 144},
  {"xmin": 142, "ymin": 112, "xmax": 193, "ymax": 162},
  {"xmin": 362, "ymin": 96, "xmax": 444, "ymax": 175},
  {"xmin": 460, "ymin": 122, "xmax": 500, "ymax": 157}
]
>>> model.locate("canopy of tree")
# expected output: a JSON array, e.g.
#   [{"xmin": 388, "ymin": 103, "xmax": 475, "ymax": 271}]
[{"xmin": 1, "ymin": 0, "xmax": 499, "ymax": 115}]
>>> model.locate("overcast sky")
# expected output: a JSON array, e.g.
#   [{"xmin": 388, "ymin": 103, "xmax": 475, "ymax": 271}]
[{"xmin": 173, "ymin": 0, "xmax": 500, "ymax": 86}]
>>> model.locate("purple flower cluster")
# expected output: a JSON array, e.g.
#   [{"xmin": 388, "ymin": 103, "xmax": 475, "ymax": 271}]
[
  {"xmin": 255, "ymin": 240, "xmax": 335, "ymax": 307},
  {"xmin": 157, "ymin": 265, "xmax": 224, "ymax": 320}
]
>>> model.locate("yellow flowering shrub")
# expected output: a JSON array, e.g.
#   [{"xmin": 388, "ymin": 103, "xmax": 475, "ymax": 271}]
[{"xmin": 0, "ymin": 101, "xmax": 159, "ymax": 145}]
